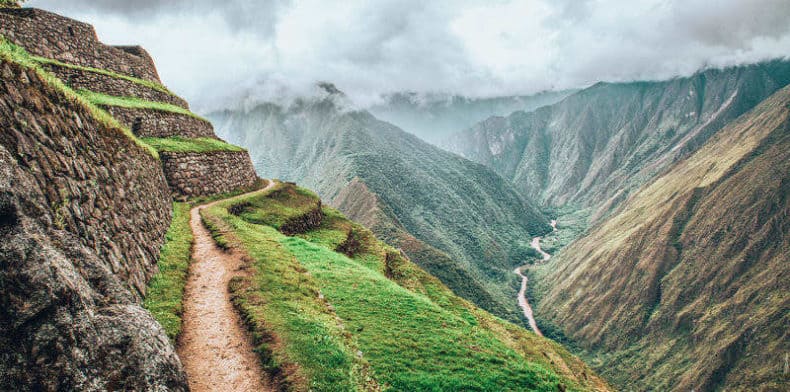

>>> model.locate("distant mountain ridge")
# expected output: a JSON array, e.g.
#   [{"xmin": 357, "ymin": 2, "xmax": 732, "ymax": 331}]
[
  {"xmin": 533, "ymin": 84, "xmax": 790, "ymax": 391},
  {"xmin": 447, "ymin": 60, "xmax": 790, "ymax": 218},
  {"xmin": 209, "ymin": 92, "xmax": 551, "ymax": 323},
  {"xmin": 369, "ymin": 90, "xmax": 575, "ymax": 145}
]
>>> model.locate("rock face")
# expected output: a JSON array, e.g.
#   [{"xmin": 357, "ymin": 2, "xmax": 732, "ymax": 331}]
[
  {"xmin": 0, "ymin": 60, "xmax": 187, "ymax": 390},
  {"xmin": 447, "ymin": 60, "xmax": 790, "ymax": 218},
  {"xmin": 160, "ymin": 150, "xmax": 258, "ymax": 198},
  {"xmin": 0, "ymin": 8, "xmax": 160, "ymax": 81},
  {"xmin": 534, "ymin": 86, "xmax": 790, "ymax": 391}
]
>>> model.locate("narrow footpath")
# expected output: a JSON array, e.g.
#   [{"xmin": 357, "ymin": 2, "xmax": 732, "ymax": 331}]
[
  {"xmin": 177, "ymin": 180, "xmax": 276, "ymax": 392},
  {"xmin": 514, "ymin": 220, "xmax": 557, "ymax": 337}
]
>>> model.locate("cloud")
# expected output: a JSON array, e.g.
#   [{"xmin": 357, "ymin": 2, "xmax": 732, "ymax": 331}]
[{"xmin": 26, "ymin": 0, "xmax": 790, "ymax": 111}]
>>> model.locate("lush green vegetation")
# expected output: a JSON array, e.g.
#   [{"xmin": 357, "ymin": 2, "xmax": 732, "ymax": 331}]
[
  {"xmin": 143, "ymin": 203, "xmax": 193, "ymax": 341},
  {"xmin": 0, "ymin": 37, "xmax": 159, "ymax": 158},
  {"xmin": 33, "ymin": 56, "xmax": 177, "ymax": 96},
  {"xmin": 141, "ymin": 136, "xmax": 245, "ymax": 153},
  {"xmin": 201, "ymin": 182, "xmax": 607, "ymax": 391},
  {"xmin": 78, "ymin": 89, "xmax": 208, "ymax": 121}
]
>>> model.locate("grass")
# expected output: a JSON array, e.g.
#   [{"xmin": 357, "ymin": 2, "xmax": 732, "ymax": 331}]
[
  {"xmin": 231, "ymin": 183, "xmax": 321, "ymax": 230},
  {"xmin": 141, "ymin": 136, "xmax": 246, "ymax": 153},
  {"xmin": 0, "ymin": 37, "xmax": 159, "ymax": 158},
  {"xmin": 143, "ymin": 203, "xmax": 193, "ymax": 341},
  {"xmin": 78, "ymin": 89, "xmax": 209, "ymax": 122},
  {"xmin": 33, "ymin": 56, "xmax": 178, "ymax": 97},
  {"xmin": 202, "ymin": 182, "xmax": 608, "ymax": 391}
]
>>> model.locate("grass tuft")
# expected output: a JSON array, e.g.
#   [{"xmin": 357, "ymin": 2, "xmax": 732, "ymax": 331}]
[
  {"xmin": 142, "ymin": 136, "xmax": 246, "ymax": 153},
  {"xmin": 143, "ymin": 203, "xmax": 193, "ymax": 341},
  {"xmin": 78, "ymin": 89, "xmax": 209, "ymax": 121},
  {"xmin": 32, "ymin": 56, "xmax": 178, "ymax": 97}
]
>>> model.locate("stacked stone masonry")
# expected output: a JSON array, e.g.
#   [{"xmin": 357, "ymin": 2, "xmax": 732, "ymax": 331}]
[
  {"xmin": 105, "ymin": 106, "xmax": 216, "ymax": 139},
  {"xmin": 0, "ymin": 60, "xmax": 187, "ymax": 390},
  {"xmin": 42, "ymin": 63, "xmax": 190, "ymax": 108},
  {"xmin": 0, "ymin": 8, "xmax": 161, "ymax": 82},
  {"xmin": 161, "ymin": 150, "xmax": 259, "ymax": 198}
]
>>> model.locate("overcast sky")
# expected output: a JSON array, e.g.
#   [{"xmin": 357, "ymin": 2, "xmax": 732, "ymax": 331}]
[{"xmin": 26, "ymin": 0, "xmax": 790, "ymax": 111}]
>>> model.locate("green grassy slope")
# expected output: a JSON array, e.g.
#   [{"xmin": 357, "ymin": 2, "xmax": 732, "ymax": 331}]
[
  {"xmin": 141, "ymin": 137, "xmax": 245, "ymax": 153},
  {"xmin": 533, "ymin": 86, "xmax": 790, "ymax": 390},
  {"xmin": 79, "ymin": 89, "xmax": 208, "ymax": 121},
  {"xmin": 201, "ymin": 182, "xmax": 610, "ymax": 392},
  {"xmin": 143, "ymin": 202, "xmax": 192, "ymax": 341},
  {"xmin": 209, "ymin": 96, "xmax": 550, "ymax": 324}
]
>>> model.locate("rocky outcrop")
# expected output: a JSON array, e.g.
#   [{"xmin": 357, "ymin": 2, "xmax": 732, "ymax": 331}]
[
  {"xmin": 0, "ymin": 8, "xmax": 160, "ymax": 82},
  {"xmin": 280, "ymin": 202, "xmax": 323, "ymax": 235},
  {"xmin": 42, "ymin": 63, "xmax": 189, "ymax": 108},
  {"xmin": 105, "ymin": 106, "xmax": 216, "ymax": 139},
  {"xmin": 160, "ymin": 150, "xmax": 258, "ymax": 198},
  {"xmin": 0, "ymin": 60, "xmax": 187, "ymax": 389}
]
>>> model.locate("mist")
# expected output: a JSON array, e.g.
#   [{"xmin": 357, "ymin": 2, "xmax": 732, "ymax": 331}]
[{"xmin": 26, "ymin": 0, "xmax": 790, "ymax": 112}]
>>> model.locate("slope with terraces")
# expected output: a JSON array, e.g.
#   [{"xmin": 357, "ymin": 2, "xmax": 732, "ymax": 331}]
[{"xmin": 0, "ymin": 7, "xmax": 259, "ymax": 199}]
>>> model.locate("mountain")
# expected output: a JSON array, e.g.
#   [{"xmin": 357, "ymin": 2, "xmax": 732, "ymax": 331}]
[
  {"xmin": 209, "ymin": 90, "xmax": 551, "ymax": 323},
  {"xmin": 447, "ymin": 60, "xmax": 790, "ymax": 219},
  {"xmin": 369, "ymin": 90, "xmax": 574, "ymax": 145},
  {"xmin": 532, "ymin": 85, "xmax": 790, "ymax": 390}
]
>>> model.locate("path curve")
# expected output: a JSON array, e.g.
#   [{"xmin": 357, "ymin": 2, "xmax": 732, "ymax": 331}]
[
  {"xmin": 514, "ymin": 220, "xmax": 557, "ymax": 337},
  {"xmin": 178, "ymin": 180, "xmax": 277, "ymax": 392}
]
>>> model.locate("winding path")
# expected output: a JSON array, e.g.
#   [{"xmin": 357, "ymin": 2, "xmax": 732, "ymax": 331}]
[
  {"xmin": 177, "ymin": 180, "xmax": 276, "ymax": 392},
  {"xmin": 514, "ymin": 220, "xmax": 557, "ymax": 337}
]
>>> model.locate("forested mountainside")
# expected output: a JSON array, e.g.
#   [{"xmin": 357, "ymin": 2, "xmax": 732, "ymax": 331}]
[
  {"xmin": 447, "ymin": 60, "xmax": 790, "ymax": 218},
  {"xmin": 210, "ymin": 89, "xmax": 551, "ymax": 323},
  {"xmin": 368, "ymin": 90, "xmax": 574, "ymax": 145},
  {"xmin": 532, "ymin": 85, "xmax": 790, "ymax": 391}
]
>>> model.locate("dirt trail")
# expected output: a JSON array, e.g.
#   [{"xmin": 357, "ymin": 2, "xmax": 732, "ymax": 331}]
[
  {"xmin": 178, "ymin": 180, "xmax": 276, "ymax": 392},
  {"xmin": 514, "ymin": 220, "xmax": 557, "ymax": 337}
]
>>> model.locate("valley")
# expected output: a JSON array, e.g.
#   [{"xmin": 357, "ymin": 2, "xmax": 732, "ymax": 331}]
[
  {"xmin": 2, "ymin": 2, "xmax": 788, "ymax": 391},
  {"xmin": 209, "ymin": 91, "xmax": 553, "ymax": 325}
]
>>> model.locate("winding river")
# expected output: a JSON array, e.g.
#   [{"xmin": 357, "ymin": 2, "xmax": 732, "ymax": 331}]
[{"xmin": 514, "ymin": 220, "xmax": 557, "ymax": 336}]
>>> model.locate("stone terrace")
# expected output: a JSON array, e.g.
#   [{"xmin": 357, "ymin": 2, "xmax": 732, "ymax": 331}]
[
  {"xmin": 0, "ymin": 8, "xmax": 160, "ymax": 81},
  {"xmin": 1, "ymin": 7, "xmax": 261, "ymax": 199}
]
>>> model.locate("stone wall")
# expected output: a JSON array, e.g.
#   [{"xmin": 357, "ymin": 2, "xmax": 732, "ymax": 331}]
[
  {"xmin": 0, "ymin": 8, "xmax": 160, "ymax": 82},
  {"xmin": 43, "ymin": 63, "xmax": 189, "ymax": 108},
  {"xmin": 105, "ymin": 106, "xmax": 216, "ymax": 139},
  {"xmin": 0, "ymin": 61, "xmax": 186, "ymax": 389},
  {"xmin": 160, "ymin": 150, "xmax": 259, "ymax": 198}
]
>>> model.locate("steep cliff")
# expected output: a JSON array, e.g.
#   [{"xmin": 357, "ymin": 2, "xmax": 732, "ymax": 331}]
[
  {"xmin": 533, "ymin": 85, "xmax": 790, "ymax": 390},
  {"xmin": 448, "ymin": 60, "xmax": 790, "ymax": 218}
]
